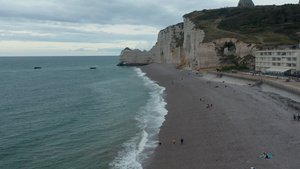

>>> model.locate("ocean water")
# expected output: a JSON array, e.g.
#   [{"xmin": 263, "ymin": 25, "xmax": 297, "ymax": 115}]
[{"xmin": 0, "ymin": 56, "xmax": 167, "ymax": 169}]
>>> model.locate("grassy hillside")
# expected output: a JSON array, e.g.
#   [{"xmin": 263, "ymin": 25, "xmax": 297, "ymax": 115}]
[{"xmin": 184, "ymin": 4, "xmax": 300, "ymax": 47}]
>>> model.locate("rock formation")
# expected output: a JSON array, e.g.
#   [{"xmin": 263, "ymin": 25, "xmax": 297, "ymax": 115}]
[
  {"xmin": 118, "ymin": 15, "xmax": 257, "ymax": 71},
  {"xmin": 238, "ymin": 0, "xmax": 255, "ymax": 7}
]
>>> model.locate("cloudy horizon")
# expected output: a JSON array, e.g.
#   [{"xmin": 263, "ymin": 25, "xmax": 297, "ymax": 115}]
[{"xmin": 0, "ymin": 0, "xmax": 297, "ymax": 56}]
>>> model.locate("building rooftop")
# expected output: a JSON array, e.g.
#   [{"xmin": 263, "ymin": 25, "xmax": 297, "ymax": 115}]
[
  {"xmin": 259, "ymin": 45, "xmax": 300, "ymax": 51},
  {"xmin": 238, "ymin": 0, "xmax": 255, "ymax": 7}
]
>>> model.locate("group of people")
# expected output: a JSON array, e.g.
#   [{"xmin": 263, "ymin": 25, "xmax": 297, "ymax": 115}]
[
  {"xmin": 261, "ymin": 152, "xmax": 274, "ymax": 160},
  {"xmin": 261, "ymin": 152, "xmax": 270, "ymax": 160},
  {"xmin": 172, "ymin": 138, "xmax": 184, "ymax": 144},
  {"xmin": 200, "ymin": 97, "xmax": 213, "ymax": 108},
  {"xmin": 159, "ymin": 138, "xmax": 184, "ymax": 146},
  {"xmin": 206, "ymin": 104, "xmax": 213, "ymax": 108},
  {"xmin": 293, "ymin": 114, "xmax": 300, "ymax": 121}
]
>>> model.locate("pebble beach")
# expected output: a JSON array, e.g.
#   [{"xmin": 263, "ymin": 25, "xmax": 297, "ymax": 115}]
[{"xmin": 140, "ymin": 63, "xmax": 300, "ymax": 169}]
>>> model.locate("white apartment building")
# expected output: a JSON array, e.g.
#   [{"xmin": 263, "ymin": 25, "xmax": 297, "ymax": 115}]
[{"xmin": 255, "ymin": 49, "xmax": 300, "ymax": 76}]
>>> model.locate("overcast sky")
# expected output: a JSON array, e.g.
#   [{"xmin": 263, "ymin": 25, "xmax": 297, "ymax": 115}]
[{"xmin": 0, "ymin": 0, "xmax": 297, "ymax": 56}]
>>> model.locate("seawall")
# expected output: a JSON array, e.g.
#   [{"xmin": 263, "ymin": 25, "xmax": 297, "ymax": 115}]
[
  {"xmin": 207, "ymin": 71, "xmax": 261, "ymax": 83},
  {"xmin": 207, "ymin": 71, "xmax": 300, "ymax": 98},
  {"xmin": 261, "ymin": 78, "xmax": 300, "ymax": 96}
]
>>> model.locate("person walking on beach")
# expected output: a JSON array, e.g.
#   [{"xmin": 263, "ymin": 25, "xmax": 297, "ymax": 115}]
[
  {"xmin": 294, "ymin": 114, "xmax": 296, "ymax": 120},
  {"xmin": 173, "ymin": 138, "xmax": 176, "ymax": 144},
  {"xmin": 181, "ymin": 138, "xmax": 184, "ymax": 144},
  {"xmin": 262, "ymin": 152, "xmax": 267, "ymax": 158}
]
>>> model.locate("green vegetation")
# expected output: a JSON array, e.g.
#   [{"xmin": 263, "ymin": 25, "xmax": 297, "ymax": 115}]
[
  {"xmin": 219, "ymin": 54, "xmax": 240, "ymax": 66},
  {"xmin": 221, "ymin": 65, "xmax": 249, "ymax": 71},
  {"xmin": 218, "ymin": 41, "xmax": 255, "ymax": 69},
  {"xmin": 174, "ymin": 32, "xmax": 184, "ymax": 47},
  {"xmin": 184, "ymin": 4, "xmax": 300, "ymax": 45},
  {"xmin": 240, "ymin": 54, "xmax": 255, "ymax": 66}
]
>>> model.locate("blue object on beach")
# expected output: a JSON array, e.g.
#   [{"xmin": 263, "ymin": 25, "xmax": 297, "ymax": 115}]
[{"xmin": 260, "ymin": 154, "xmax": 273, "ymax": 159}]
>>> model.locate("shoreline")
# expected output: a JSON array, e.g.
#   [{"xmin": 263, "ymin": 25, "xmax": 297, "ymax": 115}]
[{"xmin": 140, "ymin": 63, "xmax": 300, "ymax": 169}]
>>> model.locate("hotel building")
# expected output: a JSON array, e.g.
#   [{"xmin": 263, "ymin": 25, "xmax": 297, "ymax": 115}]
[{"xmin": 255, "ymin": 48, "xmax": 300, "ymax": 76}]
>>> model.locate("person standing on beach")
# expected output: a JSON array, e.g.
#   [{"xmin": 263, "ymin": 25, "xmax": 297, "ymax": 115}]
[
  {"xmin": 173, "ymin": 138, "xmax": 176, "ymax": 144},
  {"xmin": 181, "ymin": 138, "xmax": 184, "ymax": 144}
]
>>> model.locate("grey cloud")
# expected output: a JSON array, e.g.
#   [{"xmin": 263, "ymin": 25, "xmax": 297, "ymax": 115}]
[
  {"xmin": 0, "ymin": 0, "xmax": 239, "ymax": 56},
  {"xmin": 0, "ymin": 18, "xmax": 157, "ymax": 43},
  {"xmin": 0, "ymin": 0, "xmax": 235, "ymax": 27}
]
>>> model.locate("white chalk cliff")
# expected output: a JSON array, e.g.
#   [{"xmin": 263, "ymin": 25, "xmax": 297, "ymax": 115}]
[{"xmin": 118, "ymin": 16, "xmax": 257, "ymax": 71}]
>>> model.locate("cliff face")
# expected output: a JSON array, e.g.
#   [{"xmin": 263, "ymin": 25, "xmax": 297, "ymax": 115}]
[
  {"xmin": 118, "ymin": 23, "xmax": 184, "ymax": 66},
  {"xmin": 118, "ymin": 17, "xmax": 257, "ymax": 71}
]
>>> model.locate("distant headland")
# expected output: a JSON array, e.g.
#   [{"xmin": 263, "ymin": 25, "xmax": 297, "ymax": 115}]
[{"xmin": 118, "ymin": 2, "xmax": 300, "ymax": 73}]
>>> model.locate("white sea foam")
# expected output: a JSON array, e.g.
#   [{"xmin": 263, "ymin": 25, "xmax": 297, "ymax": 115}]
[
  {"xmin": 109, "ymin": 134, "xmax": 143, "ymax": 169},
  {"xmin": 109, "ymin": 68, "xmax": 167, "ymax": 169}
]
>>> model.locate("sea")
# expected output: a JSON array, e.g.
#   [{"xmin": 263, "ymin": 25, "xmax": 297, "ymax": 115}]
[{"xmin": 0, "ymin": 56, "xmax": 167, "ymax": 169}]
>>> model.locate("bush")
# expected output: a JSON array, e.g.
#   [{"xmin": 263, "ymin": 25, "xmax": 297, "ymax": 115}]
[{"xmin": 221, "ymin": 65, "xmax": 249, "ymax": 71}]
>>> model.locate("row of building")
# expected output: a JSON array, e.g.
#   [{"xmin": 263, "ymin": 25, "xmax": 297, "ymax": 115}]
[{"xmin": 255, "ymin": 45, "xmax": 300, "ymax": 77}]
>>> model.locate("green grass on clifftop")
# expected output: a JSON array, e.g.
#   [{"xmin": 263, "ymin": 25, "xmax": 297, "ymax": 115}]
[{"xmin": 184, "ymin": 4, "xmax": 300, "ymax": 46}]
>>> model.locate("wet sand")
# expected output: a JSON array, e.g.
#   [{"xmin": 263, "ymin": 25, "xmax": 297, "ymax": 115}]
[{"xmin": 140, "ymin": 63, "xmax": 300, "ymax": 169}]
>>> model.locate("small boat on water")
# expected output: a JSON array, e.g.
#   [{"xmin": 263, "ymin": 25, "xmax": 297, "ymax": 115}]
[
  {"xmin": 34, "ymin": 67, "xmax": 42, "ymax": 69},
  {"xmin": 90, "ymin": 67, "xmax": 97, "ymax": 69}
]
